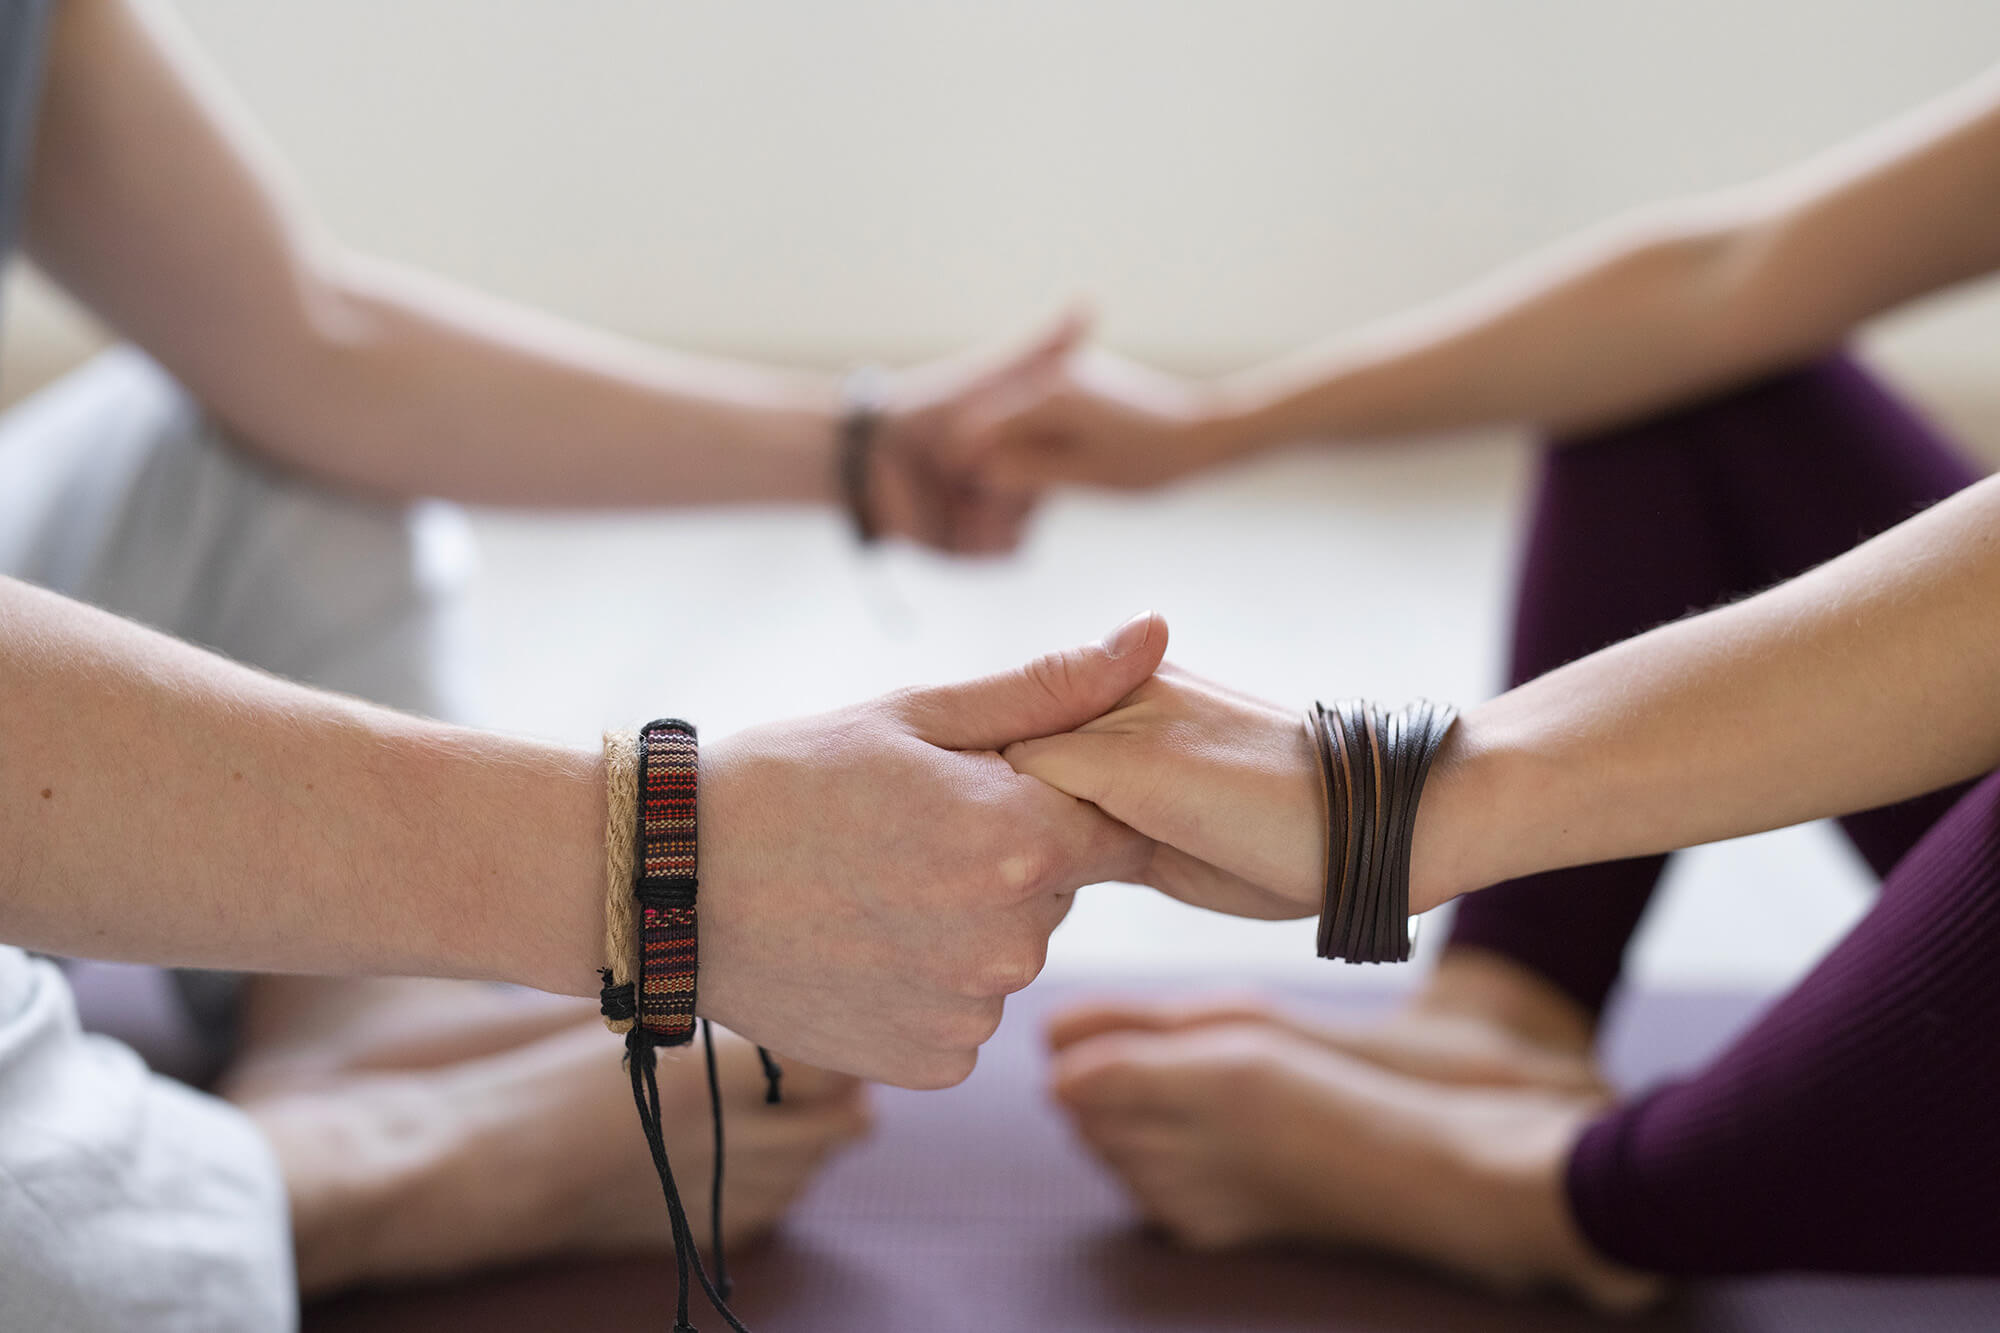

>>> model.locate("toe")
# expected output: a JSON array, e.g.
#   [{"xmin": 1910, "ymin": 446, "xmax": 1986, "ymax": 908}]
[{"xmin": 1045, "ymin": 992, "xmax": 1282, "ymax": 1051}]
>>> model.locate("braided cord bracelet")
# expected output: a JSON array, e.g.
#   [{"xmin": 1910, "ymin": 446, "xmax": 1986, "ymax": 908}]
[
  {"xmin": 600, "ymin": 721, "xmax": 778, "ymax": 1333},
  {"xmin": 1307, "ymin": 699, "xmax": 1458, "ymax": 964}
]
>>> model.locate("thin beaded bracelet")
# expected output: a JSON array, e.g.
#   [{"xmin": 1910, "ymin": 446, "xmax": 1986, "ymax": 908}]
[
  {"xmin": 599, "ymin": 720, "xmax": 777, "ymax": 1333},
  {"xmin": 1307, "ymin": 699, "xmax": 1459, "ymax": 964}
]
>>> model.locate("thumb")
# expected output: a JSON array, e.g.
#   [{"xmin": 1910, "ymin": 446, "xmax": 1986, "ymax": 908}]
[
  {"xmin": 901, "ymin": 611, "xmax": 1167, "ymax": 752},
  {"xmin": 946, "ymin": 306, "xmax": 1094, "ymax": 463},
  {"xmin": 977, "ymin": 304, "xmax": 1092, "ymax": 397}
]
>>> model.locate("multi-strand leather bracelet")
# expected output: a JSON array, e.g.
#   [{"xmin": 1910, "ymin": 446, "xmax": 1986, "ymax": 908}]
[
  {"xmin": 600, "ymin": 720, "xmax": 779, "ymax": 1333},
  {"xmin": 1306, "ymin": 699, "xmax": 1459, "ymax": 964}
]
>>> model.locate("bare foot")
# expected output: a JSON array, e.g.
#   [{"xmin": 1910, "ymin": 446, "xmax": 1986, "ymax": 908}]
[
  {"xmin": 1048, "ymin": 1018, "xmax": 1660, "ymax": 1312},
  {"xmin": 1048, "ymin": 949, "xmax": 1607, "ymax": 1097},
  {"xmin": 243, "ymin": 1023, "xmax": 871, "ymax": 1293},
  {"xmin": 220, "ymin": 975, "xmax": 603, "ymax": 1100}
]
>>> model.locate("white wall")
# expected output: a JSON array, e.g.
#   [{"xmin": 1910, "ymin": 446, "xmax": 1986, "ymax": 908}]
[{"xmin": 8, "ymin": 0, "xmax": 2000, "ymax": 420}]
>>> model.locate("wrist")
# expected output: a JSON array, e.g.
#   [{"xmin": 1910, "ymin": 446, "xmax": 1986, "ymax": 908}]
[
  {"xmin": 1408, "ymin": 706, "xmax": 1544, "ymax": 913},
  {"xmin": 709, "ymin": 364, "xmax": 842, "ymax": 505},
  {"xmin": 1187, "ymin": 375, "xmax": 1280, "ymax": 464},
  {"xmin": 483, "ymin": 734, "xmax": 608, "ymax": 996},
  {"xmin": 687, "ymin": 729, "xmax": 758, "ymax": 1031},
  {"xmin": 1208, "ymin": 353, "xmax": 1386, "ymax": 456},
  {"xmin": 787, "ymin": 378, "xmax": 845, "ymax": 507}
]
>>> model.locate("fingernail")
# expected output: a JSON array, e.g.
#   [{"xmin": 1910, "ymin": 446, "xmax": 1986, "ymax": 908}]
[{"xmin": 1100, "ymin": 612, "xmax": 1153, "ymax": 658}]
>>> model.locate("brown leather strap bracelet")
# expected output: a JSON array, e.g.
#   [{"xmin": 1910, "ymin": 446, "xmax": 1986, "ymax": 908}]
[
  {"xmin": 1308, "ymin": 698, "xmax": 1458, "ymax": 964},
  {"xmin": 838, "ymin": 367, "xmax": 886, "ymax": 545}
]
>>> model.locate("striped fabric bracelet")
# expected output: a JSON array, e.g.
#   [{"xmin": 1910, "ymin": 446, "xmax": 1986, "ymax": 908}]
[
  {"xmin": 635, "ymin": 718, "xmax": 701, "ymax": 1046},
  {"xmin": 599, "ymin": 719, "xmax": 775, "ymax": 1330}
]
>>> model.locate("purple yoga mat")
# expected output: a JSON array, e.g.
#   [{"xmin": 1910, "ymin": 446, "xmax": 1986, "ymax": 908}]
[{"xmin": 304, "ymin": 982, "xmax": 2000, "ymax": 1333}]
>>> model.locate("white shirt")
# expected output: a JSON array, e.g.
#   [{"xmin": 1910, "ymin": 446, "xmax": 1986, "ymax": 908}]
[{"xmin": 0, "ymin": 947, "xmax": 295, "ymax": 1332}]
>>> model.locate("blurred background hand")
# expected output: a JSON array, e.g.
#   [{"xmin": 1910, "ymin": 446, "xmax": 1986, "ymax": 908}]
[
  {"xmin": 870, "ymin": 308, "xmax": 1092, "ymax": 554},
  {"xmin": 952, "ymin": 344, "xmax": 1241, "ymax": 497}
]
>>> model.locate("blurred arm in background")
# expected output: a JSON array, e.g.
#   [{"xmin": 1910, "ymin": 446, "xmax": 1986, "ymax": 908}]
[
  {"xmin": 24, "ymin": 0, "xmax": 1068, "ymax": 551},
  {"xmin": 963, "ymin": 65, "xmax": 2000, "ymax": 490}
]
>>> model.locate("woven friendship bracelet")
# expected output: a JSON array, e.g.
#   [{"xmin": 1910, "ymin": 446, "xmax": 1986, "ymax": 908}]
[
  {"xmin": 598, "ymin": 722, "xmax": 773, "ymax": 1331},
  {"xmin": 1308, "ymin": 698, "xmax": 1458, "ymax": 964},
  {"xmin": 636, "ymin": 719, "xmax": 701, "ymax": 1047}
]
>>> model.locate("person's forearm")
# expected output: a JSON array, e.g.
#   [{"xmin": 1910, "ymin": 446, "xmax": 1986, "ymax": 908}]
[
  {"xmin": 1198, "ymin": 69, "xmax": 2000, "ymax": 459},
  {"xmin": 24, "ymin": 0, "xmax": 845, "ymax": 509},
  {"xmin": 209, "ymin": 250, "xmax": 845, "ymax": 506},
  {"xmin": 1412, "ymin": 472, "xmax": 2000, "ymax": 911},
  {"xmin": 0, "ymin": 577, "xmax": 603, "ymax": 991},
  {"xmin": 1204, "ymin": 203, "xmax": 1779, "ymax": 451}
]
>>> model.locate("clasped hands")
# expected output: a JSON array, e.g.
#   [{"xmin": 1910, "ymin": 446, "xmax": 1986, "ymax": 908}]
[
  {"xmin": 696, "ymin": 611, "xmax": 1374, "ymax": 1090},
  {"xmin": 861, "ymin": 310, "xmax": 1248, "ymax": 555}
]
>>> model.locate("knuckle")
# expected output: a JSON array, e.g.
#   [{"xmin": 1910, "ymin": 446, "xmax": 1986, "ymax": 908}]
[
  {"xmin": 994, "ymin": 844, "xmax": 1057, "ymax": 898},
  {"xmin": 1021, "ymin": 648, "xmax": 1083, "ymax": 715},
  {"xmin": 912, "ymin": 1048, "xmax": 979, "ymax": 1091},
  {"xmin": 939, "ymin": 999, "xmax": 1004, "ymax": 1048},
  {"xmin": 879, "ymin": 685, "xmax": 927, "ymax": 725},
  {"xmin": 931, "ymin": 948, "xmax": 993, "ymax": 998},
  {"xmin": 990, "ymin": 940, "xmax": 1048, "ymax": 996}
]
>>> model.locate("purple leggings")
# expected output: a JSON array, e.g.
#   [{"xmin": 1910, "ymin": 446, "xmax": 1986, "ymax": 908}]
[{"xmin": 1447, "ymin": 354, "xmax": 2000, "ymax": 1275}]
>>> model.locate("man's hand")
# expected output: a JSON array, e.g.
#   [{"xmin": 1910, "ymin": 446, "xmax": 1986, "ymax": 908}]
[
  {"xmin": 953, "ymin": 346, "xmax": 1243, "ymax": 497},
  {"xmin": 1002, "ymin": 665, "xmax": 1325, "ymax": 922},
  {"xmin": 695, "ymin": 612, "xmax": 1170, "ymax": 1089}
]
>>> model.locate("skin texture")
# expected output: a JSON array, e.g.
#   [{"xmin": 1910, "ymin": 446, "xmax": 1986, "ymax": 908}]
[{"xmin": 0, "ymin": 578, "xmax": 1166, "ymax": 1093}]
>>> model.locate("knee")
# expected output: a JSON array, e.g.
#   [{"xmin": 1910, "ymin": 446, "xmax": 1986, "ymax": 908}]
[
  {"xmin": 30, "ymin": 348, "xmax": 477, "ymax": 716},
  {"xmin": 195, "ymin": 470, "xmax": 479, "ymax": 718},
  {"xmin": 1541, "ymin": 351, "xmax": 1857, "ymax": 463}
]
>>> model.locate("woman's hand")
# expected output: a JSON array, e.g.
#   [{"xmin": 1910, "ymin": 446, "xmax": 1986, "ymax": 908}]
[
  {"xmin": 955, "ymin": 347, "xmax": 1247, "ymax": 495},
  {"xmin": 1002, "ymin": 665, "xmax": 1325, "ymax": 920}
]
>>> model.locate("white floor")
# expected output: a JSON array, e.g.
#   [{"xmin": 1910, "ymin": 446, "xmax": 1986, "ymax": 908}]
[{"xmin": 464, "ymin": 433, "xmax": 1878, "ymax": 999}]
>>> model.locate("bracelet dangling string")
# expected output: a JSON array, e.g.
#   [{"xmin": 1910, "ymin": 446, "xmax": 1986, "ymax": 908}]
[{"xmin": 702, "ymin": 1018, "xmax": 732, "ymax": 1302}]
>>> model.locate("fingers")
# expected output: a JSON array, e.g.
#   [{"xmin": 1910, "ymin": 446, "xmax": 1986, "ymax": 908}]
[
  {"xmin": 1004, "ymin": 305, "xmax": 1092, "ymax": 389},
  {"xmin": 1001, "ymin": 727, "xmax": 1124, "ymax": 808},
  {"xmin": 1049, "ymin": 1030, "xmax": 1207, "ymax": 1118},
  {"xmin": 975, "ymin": 423, "xmax": 1097, "ymax": 494},
  {"xmin": 898, "ymin": 611, "xmax": 1168, "ymax": 752},
  {"xmin": 957, "ymin": 305, "xmax": 1093, "ymax": 414},
  {"xmin": 944, "ymin": 487, "xmax": 1037, "ymax": 558},
  {"xmin": 1045, "ymin": 993, "xmax": 1283, "ymax": 1053}
]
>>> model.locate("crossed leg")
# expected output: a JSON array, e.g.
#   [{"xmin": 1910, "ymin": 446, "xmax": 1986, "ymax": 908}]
[
  {"xmin": 1047, "ymin": 355, "xmax": 1996, "ymax": 1304},
  {"xmin": 224, "ymin": 977, "xmax": 869, "ymax": 1294}
]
